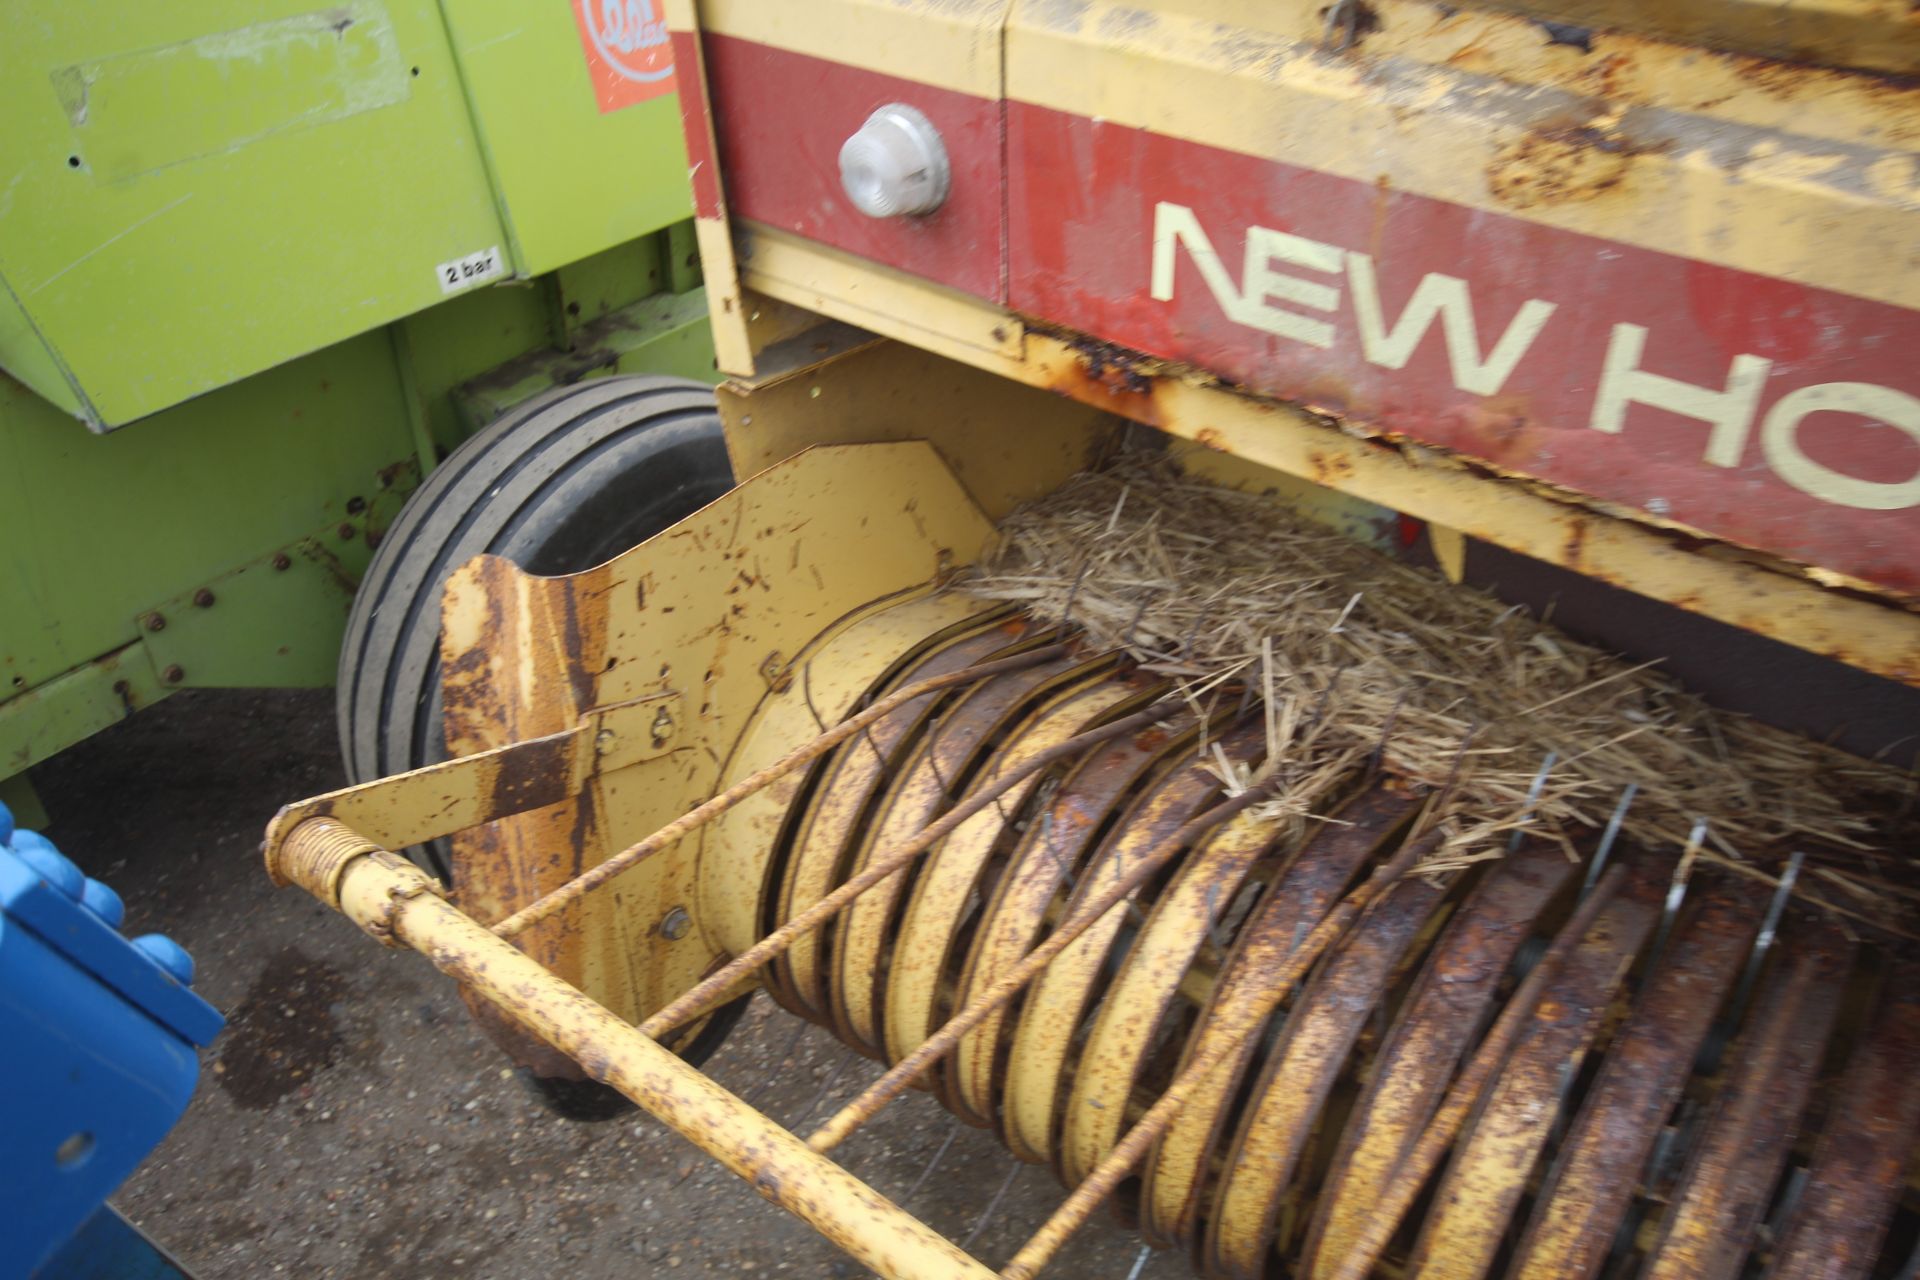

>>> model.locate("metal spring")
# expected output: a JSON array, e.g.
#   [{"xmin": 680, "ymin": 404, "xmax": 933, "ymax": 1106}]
[{"xmin": 745, "ymin": 606, "xmax": 1920, "ymax": 1279}]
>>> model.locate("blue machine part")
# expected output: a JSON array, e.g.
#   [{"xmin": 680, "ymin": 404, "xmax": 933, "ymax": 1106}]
[{"xmin": 0, "ymin": 801, "xmax": 222, "ymax": 1280}]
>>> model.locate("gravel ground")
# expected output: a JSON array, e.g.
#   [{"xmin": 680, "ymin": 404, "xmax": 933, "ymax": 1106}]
[{"xmin": 32, "ymin": 689, "xmax": 1193, "ymax": 1279}]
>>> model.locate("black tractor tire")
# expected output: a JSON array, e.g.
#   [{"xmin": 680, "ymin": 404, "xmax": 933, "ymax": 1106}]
[{"xmin": 335, "ymin": 375, "xmax": 742, "ymax": 1113}]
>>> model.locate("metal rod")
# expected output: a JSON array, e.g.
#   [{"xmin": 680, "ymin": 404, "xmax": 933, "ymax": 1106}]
[
  {"xmin": 999, "ymin": 830, "xmax": 1432, "ymax": 1280},
  {"xmin": 1700, "ymin": 849, "xmax": 1804, "ymax": 1077},
  {"xmin": 641, "ymin": 703, "xmax": 1173, "ymax": 1041},
  {"xmin": 744, "ymin": 1016, "xmax": 810, "ymax": 1107},
  {"xmin": 959, "ymin": 1162, "xmax": 1024, "ymax": 1251},
  {"xmin": 1318, "ymin": 862, "xmax": 1629, "ymax": 1280},
  {"xmin": 490, "ymin": 645, "xmax": 1068, "ymax": 940},
  {"xmin": 804, "ymin": 783, "xmax": 1285, "ymax": 1156},
  {"xmin": 1644, "ymin": 820, "xmax": 1705, "ymax": 977},
  {"xmin": 1582, "ymin": 782, "xmax": 1637, "ymax": 900},
  {"xmin": 791, "ymin": 1050, "xmax": 861, "ymax": 1131},
  {"xmin": 903, "ymin": 1124, "xmax": 961, "ymax": 1205},
  {"xmin": 272, "ymin": 818, "xmax": 995, "ymax": 1280},
  {"xmin": 1507, "ymin": 751, "xmax": 1558, "ymax": 853}
]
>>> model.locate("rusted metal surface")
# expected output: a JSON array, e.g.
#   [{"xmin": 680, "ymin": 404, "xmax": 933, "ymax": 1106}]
[
  {"xmin": 808, "ymin": 769, "xmax": 1283, "ymax": 1159},
  {"xmin": 1301, "ymin": 840, "xmax": 1579, "ymax": 1273},
  {"xmin": 1001, "ymin": 825, "xmax": 1437, "ymax": 1280},
  {"xmin": 1003, "ymin": 720, "xmax": 1263, "ymax": 1166},
  {"xmin": 425, "ymin": 442, "xmax": 1002, "ymax": 1077},
  {"xmin": 774, "ymin": 617, "xmax": 1033, "ymax": 1016},
  {"xmin": 882, "ymin": 677, "xmax": 1138, "ymax": 1067},
  {"xmin": 1508, "ymin": 876, "xmax": 1766, "ymax": 1279},
  {"xmin": 640, "ymin": 701, "xmax": 1176, "ymax": 1043},
  {"xmin": 1404, "ymin": 854, "xmax": 1668, "ymax": 1279},
  {"xmin": 1141, "ymin": 783, "xmax": 1420, "ymax": 1250},
  {"xmin": 1200, "ymin": 856, "xmax": 1449, "ymax": 1278},
  {"xmin": 694, "ymin": 0, "xmax": 1920, "ymax": 601},
  {"xmin": 1323, "ymin": 862, "xmax": 1633, "ymax": 1280},
  {"xmin": 1640, "ymin": 921, "xmax": 1856, "ymax": 1280},
  {"xmin": 829, "ymin": 653, "xmax": 1112, "ymax": 1057},
  {"xmin": 1764, "ymin": 955, "xmax": 1920, "ymax": 1280},
  {"xmin": 701, "ymin": 592, "xmax": 1014, "ymax": 958},
  {"xmin": 1055, "ymin": 779, "xmax": 1300, "ymax": 1187},
  {"xmin": 945, "ymin": 704, "xmax": 1194, "ymax": 1127},
  {"xmin": 738, "ymin": 230, "xmax": 1920, "ymax": 685}
]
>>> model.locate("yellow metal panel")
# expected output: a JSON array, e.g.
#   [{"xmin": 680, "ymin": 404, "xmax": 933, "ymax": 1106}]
[
  {"xmin": 434, "ymin": 443, "xmax": 997, "ymax": 1033},
  {"xmin": 716, "ymin": 333, "xmax": 1119, "ymax": 521},
  {"xmin": 738, "ymin": 224, "xmax": 1025, "ymax": 362},
  {"xmin": 700, "ymin": 0, "xmax": 1010, "ymax": 96},
  {"xmin": 1006, "ymin": 0, "xmax": 1920, "ymax": 311}
]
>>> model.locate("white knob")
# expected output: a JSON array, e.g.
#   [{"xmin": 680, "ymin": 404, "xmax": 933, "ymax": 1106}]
[{"xmin": 838, "ymin": 104, "xmax": 951, "ymax": 218}]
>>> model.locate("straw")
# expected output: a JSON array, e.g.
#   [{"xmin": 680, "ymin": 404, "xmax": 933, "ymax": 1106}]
[{"xmin": 961, "ymin": 454, "xmax": 1917, "ymax": 932}]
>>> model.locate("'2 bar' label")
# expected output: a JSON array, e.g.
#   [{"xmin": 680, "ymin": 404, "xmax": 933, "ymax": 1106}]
[{"xmin": 437, "ymin": 246, "xmax": 505, "ymax": 294}]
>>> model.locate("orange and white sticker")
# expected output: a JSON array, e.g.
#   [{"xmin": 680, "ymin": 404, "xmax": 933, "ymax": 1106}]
[{"xmin": 570, "ymin": 0, "xmax": 676, "ymax": 114}]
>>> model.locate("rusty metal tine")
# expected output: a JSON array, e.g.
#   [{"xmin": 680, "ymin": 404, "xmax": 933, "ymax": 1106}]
[
  {"xmin": 1508, "ymin": 751, "xmax": 1558, "ymax": 853},
  {"xmin": 960, "ymin": 1161, "xmax": 1025, "ymax": 1252},
  {"xmin": 791, "ymin": 1049, "xmax": 861, "ymax": 1131},
  {"xmin": 904, "ymin": 1123, "xmax": 961, "ymax": 1205},
  {"xmin": 1545, "ymin": 1057, "xmax": 1578, "ymax": 1150},
  {"xmin": 806, "ymin": 782, "xmax": 1284, "ymax": 1156},
  {"xmin": 1645, "ymin": 820, "xmax": 1706, "ymax": 977},
  {"xmin": 802, "ymin": 656, "xmax": 891, "ymax": 775},
  {"xmin": 744, "ymin": 1016, "xmax": 811, "ymax": 1107},
  {"xmin": 1056, "ymin": 556, "xmax": 1092, "ymax": 642},
  {"xmin": 1035, "ymin": 791, "xmax": 1074, "ymax": 893},
  {"xmin": 1368, "ymin": 688, "xmax": 1408, "ymax": 777},
  {"xmin": 1412, "ymin": 720, "xmax": 1479, "ymax": 838},
  {"xmin": 1202, "ymin": 882, "xmax": 1231, "ymax": 953},
  {"xmin": 1702, "ymin": 850, "xmax": 1804, "ymax": 1076},
  {"xmin": 1765, "ymin": 1166, "xmax": 1811, "ymax": 1243},
  {"xmin": 1125, "ymin": 1245, "xmax": 1153, "ymax": 1280},
  {"xmin": 491, "ymin": 645, "xmax": 1069, "ymax": 940},
  {"xmin": 1582, "ymin": 782, "xmax": 1637, "ymax": 901},
  {"xmin": 1317, "ymin": 862, "xmax": 1630, "ymax": 1280},
  {"xmin": 1732, "ymin": 851, "xmax": 1802, "ymax": 1011},
  {"xmin": 640, "ymin": 704, "xmax": 1170, "ymax": 1040},
  {"xmin": 999, "ymin": 833, "xmax": 1433, "ymax": 1280}
]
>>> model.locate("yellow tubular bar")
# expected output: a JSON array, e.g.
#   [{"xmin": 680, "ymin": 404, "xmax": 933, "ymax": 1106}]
[{"xmin": 268, "ymin": 817, "xmax": 997, "ymax": 1280}]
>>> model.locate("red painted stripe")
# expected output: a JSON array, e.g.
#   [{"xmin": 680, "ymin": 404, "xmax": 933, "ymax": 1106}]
[
  {"xmin": 1007, "ymin": 102, "xmax": 1920, "ymax": 596},
  {"xmin": 701, "ymin": 34, "xmax": 1005, "ymax": 300}
]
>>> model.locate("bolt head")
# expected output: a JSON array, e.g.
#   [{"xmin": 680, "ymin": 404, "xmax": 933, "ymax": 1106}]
[
  {"xmin": 337, "ymin": 523, "xmax": 356, "ymax": 541},
  {"xmin": 272, "ymin": 553, "xmax": 292, "ymax": 572},
  {"xmin": 143, "ymin": 612, "xmax": 166, "ymax": 632},
  {"xmin": 660, "ymin": 907, "xmax": 692, "ymax": 942},
  {"xmin": 161, "ymin": 664, "xmax": 185, "ymax": 684},
  {"xmin": 192, "ymin": 588, "xmax": 216, "ymax": 608}
]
